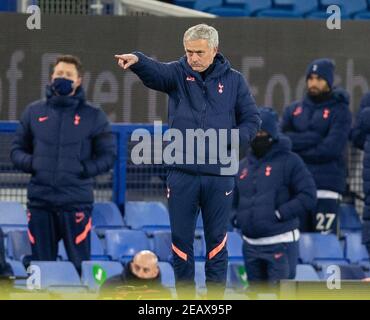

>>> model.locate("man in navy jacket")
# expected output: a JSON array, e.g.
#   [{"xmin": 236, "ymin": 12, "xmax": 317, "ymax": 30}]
[
  {"xmin": 281, "ymin": 59, "xmax": 351, "ymax": 234},
  {"xmin": 11, "ymin": 55, "xmax": 116, "ymax": 273},
  {"xmin": 115, "ymin": 24, "xmax": 260, "ymax": 297},
  {"xmin": 351, "ymin": 92, "xmax": 370, "ymax": 257},
  {"xmin": 234, "ymin": 107, "xmax": 316, "ymax": 283}
]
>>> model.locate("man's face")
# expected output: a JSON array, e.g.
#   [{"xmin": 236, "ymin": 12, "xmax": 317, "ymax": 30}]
[
  {"xmin": 184, "ymin": 39, "xmax": 217, "ymax": 72},
  {"xmin": 307, "ymin": 74, "xmax": 330, "ymax": 96},
  {"xmin": 130, "ymin": 257, "xmax": 159, "ymax": 280},
  {"xmin": 51, "ymin": 62, "xmax": 81, "ymax": 95}
]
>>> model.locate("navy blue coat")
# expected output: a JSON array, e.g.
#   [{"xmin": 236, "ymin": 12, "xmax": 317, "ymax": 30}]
[
  {"xmin": 351, "ymin": 92, "xmax": 370, "ymax": 243},
  {"xmin": 11, "ymin": 86, "xmax": 116, "ymax": 208},
  {"xmin": 234, "ymin": 136, "xmax": 317, "ymax": 239},
  {"xmin": 281, "ymin": 88, "xmax": 352, "ymax": 194},
  {"xmin": 130, "ymin": 52, "xmax": 261, "ymax": 175}
]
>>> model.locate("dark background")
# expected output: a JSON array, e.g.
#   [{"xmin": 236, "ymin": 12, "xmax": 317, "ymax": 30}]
[{"xmin": 1, "ymin": 13, "xmax": 369, "ymax": 123}]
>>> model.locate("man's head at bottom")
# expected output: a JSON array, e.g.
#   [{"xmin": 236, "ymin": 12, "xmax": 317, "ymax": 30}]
[{"xmin": 129, "ymin": 250, "xmax": 159, "ymax": 280}]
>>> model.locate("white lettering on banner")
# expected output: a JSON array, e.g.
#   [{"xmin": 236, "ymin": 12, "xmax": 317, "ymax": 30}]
[
  {"xmin": 6, "ymin": 51, "xmax": 24, "ymax": 120},
  {"xmin": 26, "ymin": 5, "xmax": 41, "ymax": 30},
  {"xmin": 92, "ymin": 71, "xmax": 118, "ymax": 108},
  {"xmin": 264, "ymin": 74, "xmax": 291, "ymax": 108},
  {"xmin": 40, "ymin": 53, "xmax": 60, "ymax": 99},
  {"xmin": 241, "ymin": 57, "xmax": 265, "ymax": 97}
]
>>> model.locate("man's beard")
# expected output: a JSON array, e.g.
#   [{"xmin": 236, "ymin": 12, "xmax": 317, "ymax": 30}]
[{"xmin": 307, "ymin": 87, "xmax": 332, "ymax": 103}]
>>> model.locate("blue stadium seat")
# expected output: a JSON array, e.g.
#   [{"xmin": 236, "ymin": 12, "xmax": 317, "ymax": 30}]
[
  {"xmin": 6, "ymin": 259, "xmax": 27, "ymax": 278},
  {"xmin": 230, "ymin": 0, "xmax": 272, "ymax": 15},
  {"xmin": 30, "ymin": 261, "xmax": 85, "ymax": 291},
  {"xmin": 195, "ymin": 261, "xmax": 206, "ymax": 289},
  {"xmin": 257, "ymin": 0, "xmax": 318, "ymax": 18},
  {"xmin": 6, "ymin": 259, "xmax": 28, "ymax": 288},
  {"xmin": 354, "ymin": 11, "xmax": 370, "ymax": 19},
  {"xmin": 362, "ymin": 261, "xmax": 370, "ymax": 276},
  {"xmin": 124, "ymin": 201, "xmax": 170, "ymax": 231},
  {"xmin": 354, "ymin": 0, "xmax": 370, "ymax": 19},
  {"xmin": 318, "ymin": 263, "xmax": 366, "ymax": 280},
  {"xmin": 194, "ymin": 0, "xmax": 271, "ymax": 16},
  {"xmin": 344, "ymin": 232, "xmax": 370, "ymax": 264},
  {"xmin": 91, "ymin": 229, "xmax": 109, "ymax": 260},
  {"xmin": 6, "ymin": 230, "xmax": 31, "ymax": 261},
  {"xmin": 207, "ymin": 7, "xmax": 251, "ymax": 16},
  {"xmin": 152, "ymin": 230, "xmax": 173, "ymax": 263},
  {"xmin": 57, "ymin": 229, "xmax": 108, "ymax": 261},
  {"xmin": 196, "ymin": 212, "xmax": 203, "ymax": 229},
  {"xmin": 295, "ymin": 264, "xmax": 320, "ymax": 281},
  {"xmin": 60, "ymin": 230, "xmax": 106, "ymax": 259},
  {"xmin": 0, "ymin": 201, "xmax": 28, "ymax": 233},
  {"xmin": 194, "ymin": 0, "xmax": 223, "ymax": 12},
  {"xmin": 299, "ymin": 233, "xmax": 348, "ymax": 265},
  {"xmin": 81, "ymin": 260, "xmax": 123, "ymax": 291},
  {"xmin": 105, "ymin": 229, "xmax": 150, "ymax": 262},
  {"xmin": 92, "ymin": 202, "xmax": 124, "ymax": 235},
  {"xmin": 174, "ymin": 0, "xmax": 196, "ymax": 9},
  {"xmin": 58, "ymin": 241, "xmax": 68, "ymax": 260},
  {"xmin": 321, "ymin": 0, "xmax": 367, "ymax": 16},
  {"xmin": 0, "ymin": 0, "xmax": 17, "ymax": 11},
  {"xmin": 226, "ymin": 231, "xmax": 243, "ymax": 262},
  {"xmin": 339, "ymin": 204, "xmax": 362, "ymax": 232},
  {"xmin": 194, "ymin": 231, "xmax": 207, "ymax": 261},
  {"xmin": 307, "ymin": 0, "xmax": 367, "ymax": 19},
  {"xmin": 152, "ymin": 230, "xmax": 206, "ymax": 262},
  {"xmin": 8, "ymin": 228, "xmax": 107, "ymax": 262},
  {"xmin": 158, "ymin": 261, "xmax": 176, "ymax": 288}
]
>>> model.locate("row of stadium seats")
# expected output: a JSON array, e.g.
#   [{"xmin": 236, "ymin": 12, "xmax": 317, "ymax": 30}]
[
  {"xmin": 5, "ymin": 226, "xmax": 370, "ymax": 267},
  {"xmin": 4, "ymin": 1, "xmax": 369, "ymax": 19},
  {"xmin": 5, "ymin": 258, "xmax": 369, "ymax": 298},
  {"xmin": 4, "ymin": 259, "xmax": 361, "ymax": 295},
  {"xmin": 7, "ymin": 260, "xmax": 176, "ymax": 293},
  {"xmin": 0, "ymin": 200, "xmax": 363, "ymax": 234},
  {"xmin": 176, "ymin": 0, "xmax": 370, "ymax": 19},
  {"xmin": 1, "ymin": 200, "xmax": 369, "ymax": 287}
]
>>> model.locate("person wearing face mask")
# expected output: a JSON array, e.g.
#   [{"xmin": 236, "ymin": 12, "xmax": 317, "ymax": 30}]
[
  {"xmin": 10, "ymin": 55, "xmax": 116, "ymax": 274},
  {"xmin": 233, "ymin": 107, "xmax": 316, "ymax": 284},
  {"xmin": 281, "ymin": 59, "xmax": 351, "ymax": 234},
  {"xmin": 100, "ymin": 250, "xmax": 172, "ymax": 299}
]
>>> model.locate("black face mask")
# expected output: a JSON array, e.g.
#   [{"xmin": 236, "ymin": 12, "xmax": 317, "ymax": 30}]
[{"xmin": 251, "ymin": 135, "xmax": 274, "ymax": 158}]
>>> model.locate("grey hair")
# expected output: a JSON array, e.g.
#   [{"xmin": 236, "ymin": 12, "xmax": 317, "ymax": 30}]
[{"xmin": 183, "ymin": 24, "xmax": 219, "ymax": 49}]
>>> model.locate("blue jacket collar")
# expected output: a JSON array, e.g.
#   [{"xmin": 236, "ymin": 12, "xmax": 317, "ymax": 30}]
[{"xmin": 180, "ymin": 52, "xmax": 230, "ymax": 82}]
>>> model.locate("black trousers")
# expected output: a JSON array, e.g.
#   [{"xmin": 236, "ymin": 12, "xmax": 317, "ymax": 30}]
[
  {"xmin": 242, "ymin": 240, "xmax": 299, "ymax": 283},
  {"xmin": 167, "ymin": 169, "xmax": 234, "ymax": 298},
  {"xmin": 27, "ymin": 206, "xmax": 92, "ymax": 273}
]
